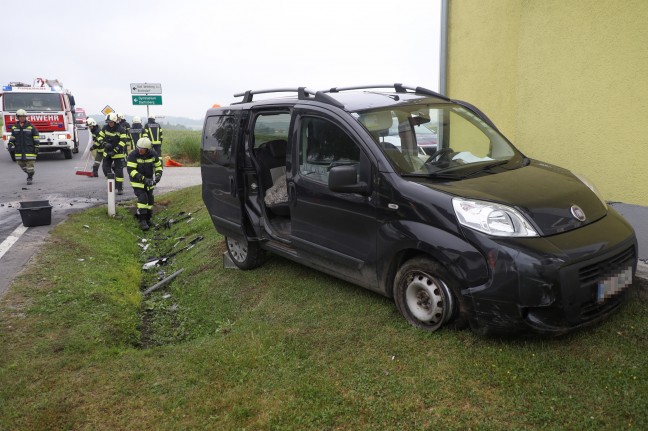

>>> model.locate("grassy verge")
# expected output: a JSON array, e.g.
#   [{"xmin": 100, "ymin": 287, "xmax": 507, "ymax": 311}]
[{"xmin": 1, "ymin": 186, "xmax": 647, "ymax": 430}]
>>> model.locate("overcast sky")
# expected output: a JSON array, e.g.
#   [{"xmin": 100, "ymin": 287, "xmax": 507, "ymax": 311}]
[{"xmin": 5, "ymin": 0, "xmax": 441, "ymax": 120}]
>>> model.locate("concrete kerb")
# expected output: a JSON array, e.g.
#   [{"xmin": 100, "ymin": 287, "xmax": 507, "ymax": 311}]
[{"xmin": 637, "ymin": 261, "xmax": 648, "ymax": 280}]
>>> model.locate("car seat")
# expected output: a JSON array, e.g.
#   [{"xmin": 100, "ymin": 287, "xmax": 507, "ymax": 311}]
[{"xmin": 254, "ymin": 139, "xmax": 289, "ymax": 215}]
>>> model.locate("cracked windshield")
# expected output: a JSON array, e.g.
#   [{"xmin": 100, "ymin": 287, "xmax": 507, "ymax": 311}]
[{"xmin": 355, "ymin": 104, "xmax": 521, "ymax": 177}]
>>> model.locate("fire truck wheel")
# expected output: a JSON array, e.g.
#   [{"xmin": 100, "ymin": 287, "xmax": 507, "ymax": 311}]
[{"xmin": 63, "ymin": 149, "xmax": 73, "ymax": 159}]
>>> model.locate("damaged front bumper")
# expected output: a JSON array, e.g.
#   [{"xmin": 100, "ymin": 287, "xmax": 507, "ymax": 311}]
[{"xmin": 462, "ymin": 210, "xmax": 638, "ymax": 336}]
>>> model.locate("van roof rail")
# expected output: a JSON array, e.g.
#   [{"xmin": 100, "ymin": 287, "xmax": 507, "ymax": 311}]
[
  {"xmin": 233, "ymin": 87, "xmax": 344, "ymax": 108},
  {"xmin": 323, "ymin": 83, "xmax": 450, "ymax": 100}
]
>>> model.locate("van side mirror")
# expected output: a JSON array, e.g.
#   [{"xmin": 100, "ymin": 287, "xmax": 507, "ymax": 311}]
[{"xmin": 329, "ymin": 165, "xmax": 370, "ymax": 195}]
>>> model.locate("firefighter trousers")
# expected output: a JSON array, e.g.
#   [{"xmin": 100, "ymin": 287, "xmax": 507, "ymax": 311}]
[
  {"xmin": 134, "ymin": 187, "xmax": 155, "ymax": 216},
  {"xmin": 17, "ymin": 160, "xmax": 35, "ymax": 177},
  {"xmin": 102, "ymin": 157, "xmax": 124, "ymax": 190}
]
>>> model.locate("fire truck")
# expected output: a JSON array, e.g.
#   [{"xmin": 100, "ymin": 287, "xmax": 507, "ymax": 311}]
[{"xmin": 1, "ymin": 78, "xmax": 79, "ymax": 161}]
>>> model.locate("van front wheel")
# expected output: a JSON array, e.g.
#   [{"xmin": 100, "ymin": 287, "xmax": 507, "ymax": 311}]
[
  {"xmin": 394, "ymin": 258, "xmax": 463, "ymax": 332},
  {"xmin": 225, "ymin": 236, "xmax": 265, "ymax": 270}
]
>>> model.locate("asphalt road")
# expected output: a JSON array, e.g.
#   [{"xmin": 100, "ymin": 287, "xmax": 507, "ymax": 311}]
[{"xmin": 0, "ymin": 130, "xmax": 202, "ymax": 297}]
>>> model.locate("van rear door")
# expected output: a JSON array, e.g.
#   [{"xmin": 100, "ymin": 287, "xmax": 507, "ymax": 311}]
[{"xmin": 201, "ymin": 111, "xmax": 247, "ymax": 239}]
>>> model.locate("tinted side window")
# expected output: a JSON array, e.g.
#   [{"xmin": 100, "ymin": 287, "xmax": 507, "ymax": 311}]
[
  {"xmin": 299, "ymin": 116, "xmax": 361, "ymax": 184},
  {"xmin": 203, "ymin": 114, "xmax": 238, "ymax": 167}
]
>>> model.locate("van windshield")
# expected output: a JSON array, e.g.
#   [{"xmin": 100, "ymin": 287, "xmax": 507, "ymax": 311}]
[
  {"xmin": 354, "ymin": 104, "xmax": 524, "ymax": 177},
  {"xmin": 3, "ymin": 93, "xmax": 62, "ymax": 112}
]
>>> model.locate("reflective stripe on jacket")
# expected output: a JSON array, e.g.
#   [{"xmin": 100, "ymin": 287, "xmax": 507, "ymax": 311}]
[
  {"xmin": 9, "ymin": 121, "xmax": 40, "ymax": 160},
  {"xmin": 126, "ymin": 149, "xmax": 163, "ymax": 189},
  {"xmin": 98, "ymin": 124, "xmax": 128, "ymax": 159},
  {"xmin": 129, "ymin": 123, "xmax": 144, "ymax": 146},
  {"xmin": 143, "ymin": 122, "xmax": 163, "ymax": 144},
  {"xmin": 89, "ymin": 125, "xmax": 102, "ymax": 149}
]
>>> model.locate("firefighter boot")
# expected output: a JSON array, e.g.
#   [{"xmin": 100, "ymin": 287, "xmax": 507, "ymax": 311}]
[
  {"xmin": 138, "ymin": 214, "xmax": 150, "ymax": 231},
  {"xmin": 146, "ymin": 212, "xmax": 153, "ymax": 228},
  {"xmin": 117, "ymin": 185, "xmax": 123, "ymax": 195},
  {"xmin": 26, "ymin": 174, "xmax": 33, "ymax": 185},
  {"xmin": 92, "ymin": 165, "xmax": 99, "ymax": 177}
]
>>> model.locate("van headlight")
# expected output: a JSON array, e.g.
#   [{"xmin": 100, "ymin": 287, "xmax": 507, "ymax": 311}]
[{"xmin": 452, "ymin": 198, "xmax": 538, "ymax": 237}]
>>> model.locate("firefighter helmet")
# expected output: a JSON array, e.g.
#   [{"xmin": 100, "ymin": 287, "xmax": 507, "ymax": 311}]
[
  {"xmin": 132, "ymin": 116, "xmax": 141, "ymax": 123},
  {"xmin": 87, "ymin": 118, "xmax": 97, "ymax": 126},
  {"xmin": 137, "ymin": 137, "xmax": 152, "ymax": 150},
  {"xmin": 148, "ymin": 115, "xmax": 156, "ymax": 121},
  {"xmin": 16, "ymin": 109, "xmax": 27, "ymax": 117},
  {"xmin": 117, "ymin": 113, "xmax": 125, "ymax": 120},
  {"xmin": 107, "ymin": 113, "xmax": 118, "ymax": 123}
]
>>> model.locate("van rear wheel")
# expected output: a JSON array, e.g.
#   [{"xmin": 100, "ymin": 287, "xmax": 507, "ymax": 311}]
[
  {"xmin": 63, "ymin": 149, "xmax": 73, "ymax": 159},
  {"xmin": 225, "ymin": 236, "xmax": 265, "ymax": 270},
  {"xmin": 394, "ymin": 257, "xmax": 465, "ymax": 332}
]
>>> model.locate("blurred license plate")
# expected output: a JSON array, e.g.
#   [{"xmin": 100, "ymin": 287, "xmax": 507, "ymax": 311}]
[{"xmin": 597, "ymin": 266, "xmax": 632, "ymax": 303}]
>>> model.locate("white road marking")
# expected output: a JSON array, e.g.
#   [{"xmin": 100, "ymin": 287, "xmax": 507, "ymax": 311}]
[{"xmin": 0, "ymin": 224, "xmax": 28, "ymax": 261}]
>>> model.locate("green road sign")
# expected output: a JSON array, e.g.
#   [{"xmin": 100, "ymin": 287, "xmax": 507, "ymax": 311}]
[{"xmin": 132, "ymin": 95, "xmax": 162, "ymax": 105}]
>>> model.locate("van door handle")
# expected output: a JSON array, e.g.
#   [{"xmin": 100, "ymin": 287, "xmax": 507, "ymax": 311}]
[
  {"xmin": 288, "ymin": 182, "xmax": 296, "ymax": 204},
  {"xmin": 229, "ymin": 176, "xmax": 236, "ymax": 197}
]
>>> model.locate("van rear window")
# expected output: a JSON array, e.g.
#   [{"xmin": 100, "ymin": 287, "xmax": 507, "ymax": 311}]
[{"xmin": 203, "ymin": 115, "xmax": 238, "ymax": 167}]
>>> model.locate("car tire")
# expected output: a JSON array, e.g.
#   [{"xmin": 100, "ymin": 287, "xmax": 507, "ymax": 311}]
[
  {"xmin": 63, "ymin": 149, "xmax": 73, "ymax": 159},
  {"xmin": 225, "ymin": 236, "xmax": 265, "ymax": 270},
  {"xmin": 9, "ymin": 151, "xmax": 16, "ymax": 162},
  {"xmin": 393, "ymin": 257, "xmax": 466, "ymax": 332}
]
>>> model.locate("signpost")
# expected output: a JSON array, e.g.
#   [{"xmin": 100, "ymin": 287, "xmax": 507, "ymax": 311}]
[{"xmin": 130, "ymin": 82, "xmax": 162, "ymax": 117}]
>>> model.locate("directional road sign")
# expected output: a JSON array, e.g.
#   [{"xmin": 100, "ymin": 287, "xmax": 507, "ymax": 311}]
[
  {"xmin": 130, "ymin": 83, "xmax": 162, "ymax": 94},
  {"xmin": 132, "ymin": 95, "xmax": 163, "ymax": 106}
]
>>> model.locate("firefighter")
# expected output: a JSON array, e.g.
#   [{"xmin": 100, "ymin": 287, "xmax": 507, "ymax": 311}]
[
  {"xmin": 127, "ymin": 137, "xmax": 163, "ymax": 231},
  {"xmin": 98, "ymin": 113, "xmax": 128, "ymax": 194},
  {"xmin": 8, "ymin": 109, "xmax": 40, "ymax": 185},
  {"xmin": 129, "ymin": 116, "xmax": 144, "ymax": 151},
  {"xmin": 117, "ymin": 113, "xmax": 131, "ymax": 151},
  {"xmin": 143, "ymin": 115, "xmax": 163, "ymax": 157},
  {"xmin": 87, "ymin": 118, "xmax": 103, "ymax": 177}
]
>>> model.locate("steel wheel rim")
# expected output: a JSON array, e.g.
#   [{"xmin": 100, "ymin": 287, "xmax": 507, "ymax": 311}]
[
  {"xmin": 404, "ymin": 271, "xmax": 454, "ymax": 325},
  {"xmin": 227, "ymin": 238, "xmax": 248, "ymax": 263}
]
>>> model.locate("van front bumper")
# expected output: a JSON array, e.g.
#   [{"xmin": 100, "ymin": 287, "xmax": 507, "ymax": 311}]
[{"xmin": 461, "ymin": 209, "xmax": 637, "ymax": 336}]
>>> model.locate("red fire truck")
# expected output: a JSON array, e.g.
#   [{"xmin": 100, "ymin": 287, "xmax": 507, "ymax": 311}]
[
  {"xmin": 74, "ymin": 107, "xmax": 87, "ymax": 129},
  {"xmin": 1, "ymin": 78, "xmax": 79, "ymax": 161}
]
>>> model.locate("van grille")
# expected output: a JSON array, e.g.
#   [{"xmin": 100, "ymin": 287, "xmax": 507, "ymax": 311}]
[
  {"xmin": 577, "ymin": 246, "xmax": 635, "ymax": 318},
  {"xmin": 578, "ymin": 246, "xmax": 635, "ymax": 287}
]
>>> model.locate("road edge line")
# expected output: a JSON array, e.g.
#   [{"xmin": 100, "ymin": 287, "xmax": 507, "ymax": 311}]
[{"xmin": 0, "ymin": 224, "xmax": 28, "ymax": 261}]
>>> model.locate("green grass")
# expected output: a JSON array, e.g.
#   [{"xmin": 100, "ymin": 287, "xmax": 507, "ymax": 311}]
[
  {"xmin": 162, "ymin": 130, "xmax": 201, "ymax": 165},
  {"xmin": 1, "ymin": 186, "xmax": 647, "ymax": 430}
]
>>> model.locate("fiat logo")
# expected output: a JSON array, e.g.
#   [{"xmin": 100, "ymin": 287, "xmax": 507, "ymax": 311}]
[{"xmin": 571, "ymin": 205, "xmax": 586, "ymax": 222}]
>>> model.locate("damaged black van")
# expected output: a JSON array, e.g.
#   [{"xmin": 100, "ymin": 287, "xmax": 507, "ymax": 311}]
[{"xmin": 201, "ymin": 84, "xmax": 637, "ymax": 335}]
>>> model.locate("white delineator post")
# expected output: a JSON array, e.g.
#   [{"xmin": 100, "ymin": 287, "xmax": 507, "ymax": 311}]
[{"xmin": 107, "ymin": 173, "xmax": 116, "ymax": 216}]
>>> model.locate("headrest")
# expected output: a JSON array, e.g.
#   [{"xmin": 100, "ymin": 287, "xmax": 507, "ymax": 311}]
[
  {"xmin": 265, "ymin": 139, "xmax": 287, "ymax": 158},
  {"xmin": 358, "ymin": 111, "xmax": 393, "ymax": 132}
]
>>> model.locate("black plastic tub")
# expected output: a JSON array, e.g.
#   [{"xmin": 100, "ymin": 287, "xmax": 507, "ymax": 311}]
[{"xmin": 18, "ymin": 200, "xmax": 53, "ymax": 227}]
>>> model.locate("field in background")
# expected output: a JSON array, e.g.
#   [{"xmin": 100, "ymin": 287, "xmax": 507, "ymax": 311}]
[{"xmin": 161, "ymin": 129, "xmax": 201, "ymax": 165}]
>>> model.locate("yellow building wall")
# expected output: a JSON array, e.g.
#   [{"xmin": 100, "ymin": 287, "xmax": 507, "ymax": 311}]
[{"xmin": 447, "ymin": 0, "xmax": 648, "ymax": 205}]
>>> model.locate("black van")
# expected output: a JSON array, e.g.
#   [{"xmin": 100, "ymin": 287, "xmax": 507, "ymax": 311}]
[{"xmin": 201, "ymin": 84, "xmax": 637, "ymax": 335}]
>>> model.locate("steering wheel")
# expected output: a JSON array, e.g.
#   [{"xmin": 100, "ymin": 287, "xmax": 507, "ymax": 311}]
[{"xmin": 425, "ymin": 147, "xmax": 454, "ymax": 164}]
